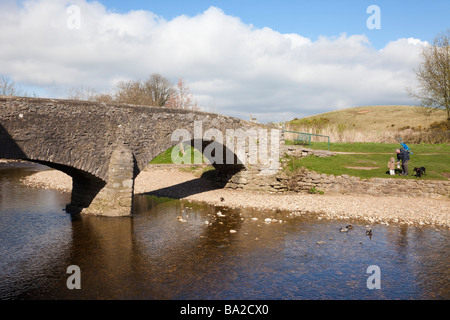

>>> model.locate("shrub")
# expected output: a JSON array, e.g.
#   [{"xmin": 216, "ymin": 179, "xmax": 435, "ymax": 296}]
[
  {"xmin": 289, "ymin": 117, "xmax": 330, "ymax": 134},
  {"xmin": 428, "ymin": 120, "xmax": 450, "ymax": 131}
]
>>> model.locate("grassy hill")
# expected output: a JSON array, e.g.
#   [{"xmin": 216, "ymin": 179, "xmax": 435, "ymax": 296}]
[
  {"xmin": 286, "ymin": 105, "xmax": 448, "ymax": 144},
  {"xmin": 284, "ymin": 106, "xmax": 449, "ymax": 180},
  {"xmin": 290, "ymin": 105, "xmax": 447, "ymax": 132}
]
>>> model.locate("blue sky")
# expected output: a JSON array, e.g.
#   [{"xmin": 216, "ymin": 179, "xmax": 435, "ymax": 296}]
[
  {"xmin": 1, "ymin": 0, "xmax": 449, "ymax": 122},
  {"xmin": 99, "ymin": 0, "xmax": 450, "ymax": 49}
]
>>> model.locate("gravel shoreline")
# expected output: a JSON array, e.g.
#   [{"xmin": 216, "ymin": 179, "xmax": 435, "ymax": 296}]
[{"xmin": 21, "ymin": 166, "xmax": 450, "ymax": 228}]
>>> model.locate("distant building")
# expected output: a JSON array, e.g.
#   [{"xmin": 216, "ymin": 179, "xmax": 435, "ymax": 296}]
[{"xmin": 250, "ymin": 114, "xmax": 258, "ymax": 123}]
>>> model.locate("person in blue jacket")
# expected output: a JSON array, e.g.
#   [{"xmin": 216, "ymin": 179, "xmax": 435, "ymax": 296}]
[{"xmin": 396, "ymin": 148, "xmax": 410, "ymax": 176}]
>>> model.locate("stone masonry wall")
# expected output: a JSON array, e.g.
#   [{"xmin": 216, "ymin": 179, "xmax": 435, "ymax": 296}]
[
  {"xmin": 278, "ymin": 171, "xmax": 450, "ymax": 199},
  {"xmin": 223, "ymin": 166, "xmax": 449, "ymax": 199},
  {"xmin": 223, "ymin": 145, "xmax": 450, "ymax": 199}
]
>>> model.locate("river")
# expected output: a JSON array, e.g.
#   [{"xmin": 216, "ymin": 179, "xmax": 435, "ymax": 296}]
[{"xmin": 0, "ymin": 162, "xmax": 449, "ymax": 300}]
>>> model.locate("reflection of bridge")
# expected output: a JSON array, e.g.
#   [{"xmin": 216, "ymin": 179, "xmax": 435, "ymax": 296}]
[{"xmin": 0, "ymin": 97, "xmax": 278, "ymax": 216}]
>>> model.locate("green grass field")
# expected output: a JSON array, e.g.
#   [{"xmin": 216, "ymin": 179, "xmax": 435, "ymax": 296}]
[
  {"xmin": 285, "ymin": 142, "xmax": 450, "ymax": 180},
  {"xmin": 286, "ymin": 140, "xmax": 450, "ymax": 154},
  {"xmin": 150, "ymin": 141, "xmax": 449, "ymax": 181},
  {"xmin": 149, "ymin": 145, "xmax": 207, "ymax": 165}
]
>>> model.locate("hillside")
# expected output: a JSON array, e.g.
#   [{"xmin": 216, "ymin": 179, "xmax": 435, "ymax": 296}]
[{"xmin": 290, "ymin": 105, "xmax": 447, "ymax": 132}]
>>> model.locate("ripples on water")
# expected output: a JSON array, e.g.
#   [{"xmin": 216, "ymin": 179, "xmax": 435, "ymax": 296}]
[{"xmin": 0, "ymin": 162, "xmax": 449, "ymax": 300}]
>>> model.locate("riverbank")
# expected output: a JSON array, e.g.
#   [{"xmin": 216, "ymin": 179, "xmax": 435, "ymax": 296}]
[{"xmin": 21, "ymin": 165, "xmax": 450, "ymax": 228}]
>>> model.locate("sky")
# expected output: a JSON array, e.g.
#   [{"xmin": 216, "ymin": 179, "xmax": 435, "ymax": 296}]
[{"xmin": 0, "ymin": 0, "xmax": 449, "ymax": 123}]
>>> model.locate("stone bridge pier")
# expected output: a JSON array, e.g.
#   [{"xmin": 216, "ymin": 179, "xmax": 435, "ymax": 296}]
[
  {"xmin": 0, "ymin": 97, "xmax": 282, "ymax": 217},
  {"xmin": 67, "ymin": 146, "xmax": 136, "ymax": 216}
]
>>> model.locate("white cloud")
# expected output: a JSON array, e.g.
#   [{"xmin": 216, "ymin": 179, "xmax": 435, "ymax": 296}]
[{"xmin": 0, "ymin": 0, "xmax": 426, "ymax": 123}]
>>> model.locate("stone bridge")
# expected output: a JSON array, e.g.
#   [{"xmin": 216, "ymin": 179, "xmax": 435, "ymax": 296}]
[{"xmin": 0, "ymin": 96, "xmax": 281, "ymax": 216}]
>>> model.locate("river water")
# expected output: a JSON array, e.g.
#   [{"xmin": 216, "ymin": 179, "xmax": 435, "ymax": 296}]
[{"xmin": 0, "ymin": 162, "xmax": 449, "ymax": 300}]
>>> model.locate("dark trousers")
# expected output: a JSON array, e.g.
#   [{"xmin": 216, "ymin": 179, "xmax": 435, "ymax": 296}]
[{"xmin": 401, "ymin": 160, "xmax": 409, "ymax": 175}]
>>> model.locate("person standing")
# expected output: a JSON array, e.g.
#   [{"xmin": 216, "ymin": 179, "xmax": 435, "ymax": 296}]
[
  {"xmin": 396, "ymin": 148, "xmax": 410, "ymax": 176},
  {"xmin": 388, "ymin": 157, "xmax": 396, "ymax": 176}
]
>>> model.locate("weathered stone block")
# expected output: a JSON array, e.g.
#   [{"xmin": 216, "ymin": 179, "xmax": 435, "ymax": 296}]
[{"xmin": 82, "ymin": 146, "xmax": 135, "ymax": 217}]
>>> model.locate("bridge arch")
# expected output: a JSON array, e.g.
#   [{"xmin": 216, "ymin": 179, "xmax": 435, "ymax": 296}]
[{"xmin": 0, "ymin": 96, "xmax": 279, "ymax": 216}]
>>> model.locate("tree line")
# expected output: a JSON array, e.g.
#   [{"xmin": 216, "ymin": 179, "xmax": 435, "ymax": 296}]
[
  {"xmin": 0, "ymin": 74, "xmax": 28, "ymax": 97},
  {"xmin": 67, "ymin": 73, "xmax": 200, "ymax": 110},
  {"xmin": 0, "ymin": 73, "xmax": 199, "ymax": 111}
]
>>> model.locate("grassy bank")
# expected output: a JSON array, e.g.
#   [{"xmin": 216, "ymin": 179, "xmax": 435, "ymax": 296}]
[
  {"xmin": 285, "ymin": 142, "xmax": 450, "ymax": 181},
  {"xmin": 150, "ymin": 141, "xmax": 449, "ymax": 181},
  {"xmin": 286, "ymin": 141, "xmax": 450, "ymax": 154}
]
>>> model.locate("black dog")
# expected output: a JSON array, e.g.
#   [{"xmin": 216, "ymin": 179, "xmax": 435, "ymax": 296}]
[{"xmin": 413, "ymin": 167, "xmax": 426, "ymax": 178}]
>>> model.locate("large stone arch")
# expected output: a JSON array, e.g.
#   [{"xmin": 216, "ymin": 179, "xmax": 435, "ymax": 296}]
[{"xmin": 1, "ymin": 96, "xmax": 279, "ymax": 217}]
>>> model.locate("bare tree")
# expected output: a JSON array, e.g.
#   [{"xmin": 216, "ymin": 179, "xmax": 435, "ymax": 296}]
[
  {"xmin": 94, "ymin": 93, "xmax": 115, "ymax": 104},
  {"xmin": 67, "ymin": 85, "xmax": 100, "ymax": 101},
  {"xmin": 65, "ymin": 73, "xmax": 200, "ymax": 109},
  {"xmin": 0, "ymin": 74, "xmax": 26, "ymax": 96},
  {"xmin": 114, "ymin": 79, "xmax": 147, "ymax": 105},
  {"xmin": 409, "ymin": 30, "xmax": 450, "ymax": 120},
  {"xmin": 166, "ymin": 78, "xmax": 199, "ymax": 110},
  {"xmin": 143, "ymin": 73, "xmax": 176, "ymax": 107},
  {"xmin": 114, "ymin": 73, "xmax": 176, "ymax": 106}
]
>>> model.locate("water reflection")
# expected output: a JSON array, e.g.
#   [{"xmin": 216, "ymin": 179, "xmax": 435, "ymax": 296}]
[
  {"xmin": 0, "ymin": 163, "xmax": 72, "ymax": 299},
  {"xmin": 0, "ymin": 162, "xmax": 449, "ymax": 300}
]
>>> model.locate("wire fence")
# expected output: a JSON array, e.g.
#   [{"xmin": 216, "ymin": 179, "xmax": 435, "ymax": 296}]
[{"xmin": 283, "ymin": 130, "xmax": 330, "ymax": 150}]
